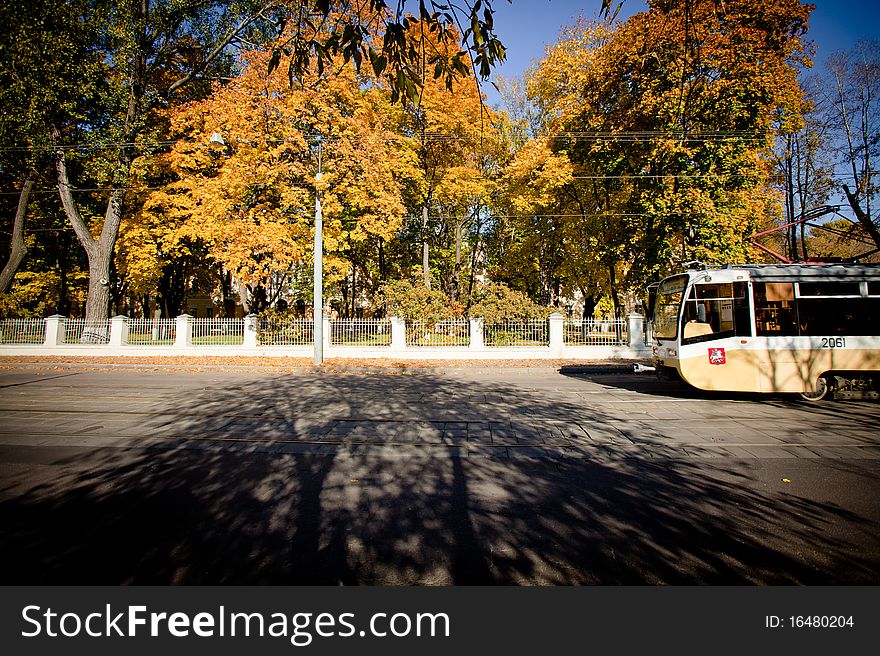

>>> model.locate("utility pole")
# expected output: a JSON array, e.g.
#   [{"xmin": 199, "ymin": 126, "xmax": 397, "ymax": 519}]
[{"xmin": 313, "ymin": 137, "xmax": 324, "ymax": 365}]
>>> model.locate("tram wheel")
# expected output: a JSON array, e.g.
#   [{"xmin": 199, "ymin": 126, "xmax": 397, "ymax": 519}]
[{"xmin": 800, "ymin": 376, "xmax": 831, "ymax": 402}]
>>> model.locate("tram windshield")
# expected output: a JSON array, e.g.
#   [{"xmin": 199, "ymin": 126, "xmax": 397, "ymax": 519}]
[
  {"xmin": 653, "ymin": 275, "xmax": 688, "ymax": 340},
  {"xmin": 681, "ymin": 281, "xmax": 751, "ymax": 343}
]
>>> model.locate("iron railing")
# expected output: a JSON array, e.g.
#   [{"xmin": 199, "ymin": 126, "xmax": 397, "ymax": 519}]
[
  {"xmin": 564, "ymin": 319, "xmax": 628, "ymax": 346},
  {"xmin": 330, "ymin": 319, "xmax": 391, "ymax": 347},
  {"xmin": 64, "ymin": 318, "xmax": 112, "ymax": 344},
  {"xmin": 405, "ymin": 320, "xmax": 469, "ymax": 347},
  {"xmin": 0, "ymin": 318, "xmax": 45, "ymax": 344},
  {"xmin": 484, "ymin": 320, "xmax": 549, "ymax": 347},
  {"xmin": 258, "ymin": 317, "xmax": 314, "ymax": 346},
  {"xmin": 191, "ymin": 318, "xmax": 244, "ymax": 345},
  {"xmin": 127, "ymin": 318, "xmax": 176, "ymax": 345}
]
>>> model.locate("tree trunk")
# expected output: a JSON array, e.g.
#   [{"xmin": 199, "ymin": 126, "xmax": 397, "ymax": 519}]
[
  {"xmin": 422, "ymin": 203, "xmax": 431, "ymax": 288},
  {"xmin": 842, "ymin": 184, "xmax": 880, "ymax": 250},
  {"xmin": 377, "ymin": 237, "xmax": 386, "ymax": 281},
  {"xmin": 0, "ymin": 178, "xmax": 34, "ymax": 293},
  {"xmin": 609, "ymin": 262, "xmax": 622, "ymax": 318},
  {"xmin": 83, "ymin": 250, "xmax": 113, "ymax": 338},
  {"xmin": 452, "ymin": 219, "xmax": 463, "ymax": 300},
  {"xmin": 54, "ymin": 126, "xmax": 130, "ymax": 337},
  {"xmin": 140, "ymin": 295, "xmax": 151, "ymax": 319}
]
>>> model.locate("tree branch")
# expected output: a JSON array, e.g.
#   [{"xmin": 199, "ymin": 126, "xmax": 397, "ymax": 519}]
[
  {"xmin": 167, "ymin": 3, "xmax": 276, "ymax": 95},
  {"xmin": 842, "ymin": 183, "xmax": 880, "ymax": 249},
  {"xmin": 52, "ymin": 130, "xmax": 98, "ymax": 258}
]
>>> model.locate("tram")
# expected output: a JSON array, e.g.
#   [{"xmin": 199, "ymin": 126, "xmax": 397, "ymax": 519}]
[{"xmin": 650, "ymin": 263, "xmax": 880, "ymax": 399}]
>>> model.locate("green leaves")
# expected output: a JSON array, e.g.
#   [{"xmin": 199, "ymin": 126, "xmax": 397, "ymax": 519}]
[{"xmin": 270, "ymin": 1, "xmax": 506, "ymax": 105}]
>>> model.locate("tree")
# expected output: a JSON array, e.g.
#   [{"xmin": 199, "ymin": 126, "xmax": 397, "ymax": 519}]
[
  {"xmin": 391, "ymin": 20, "xmax": 502, "ymax": 297},
  {"xmin": 824, "ymin": 40, "xmax": 880, "ymax": 249},
  {"xmin": 467, "ymin": 281, "xmax": 548, "ymax": 322},
  {"xmin": 0, "ymin": 181, "xmax": 34, "ymax": 293},
  {"xmin": 268, "ymin": 1, "xmax": 508, "ymax": 105},
  {"xmin": 0, "ymin": 0, "xmax": 106, "ymax": 297},
  {"xmin": 375, "ymin": 279, "xmax": 458, "ymax": 321},
  {"xmin": 773, "ymin": 75, "xmax": 836, "ymax": 262},
  {"xmin": 501, "ymin": 1, "xmax": 812, "ymax": 314},
  {"xmin": 30, "ymin": 1, "xmax": 507, "ymax": 335},
  {"xmin": 804, "ymin": 218, "xmax": 880, "ymax": 263},
  {"xmin": 143, "ymin": 47, "xmax": 414, "ymax": 313}
]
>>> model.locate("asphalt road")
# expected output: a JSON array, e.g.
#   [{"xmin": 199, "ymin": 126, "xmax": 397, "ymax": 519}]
[{"xmin": 0, "ymin": 364, "xmax": 878, "ymax": 584}]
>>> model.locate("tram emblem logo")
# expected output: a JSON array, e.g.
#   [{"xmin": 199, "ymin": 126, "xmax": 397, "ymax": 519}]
[{"xmin": 708, "ymin": 348, "xmax": 727, "ymax": 365}]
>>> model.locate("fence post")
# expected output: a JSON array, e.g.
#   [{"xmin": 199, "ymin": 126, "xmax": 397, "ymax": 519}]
[
  {"xmin": 390, "ymin": 316, "xmax": 406, "ymax": 350},
  {"xmin": 175, "ymin": 314, "xmax": 192, "ymax": 348},
  {"xmin": 468, "ymin": 317, "xmax": 484, "ymax": 349},
  {"xmin": 628, "ymin": 312, "xmax": 645, "ymax": 349},
  {"xmin": 548, "ymin": 312, "xmax": 564, "ymax": 356},
  {"xmin": 243, "ymin": 314, "xmax": 259, "ymax": 348},
  {"xmin": 44, "ymin": 315, "xmax": 66, "ymax": 346},
  {"xmin": 109, "ymin": 316, "xmax": 129, "ymax": 346},
  {"xmin": 323, "ymin": 316, "xmax": 331, "ymax": 350}
]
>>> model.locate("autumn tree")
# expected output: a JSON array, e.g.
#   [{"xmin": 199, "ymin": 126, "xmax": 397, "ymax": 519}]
[
  {"xmin": 501, "ymin": 1, "xmax": 812, "ymax": 315},
  {"xmin": 387, "ymin": 19, "xmax": 504, "ymax": 303},
  {"xmin": 137, "ymin": 46, "xmax": 414, "ymax": 314},
  {"xmin": 804, "ymin": 218, "xmax": 880, "ymax": 263},
  {"xmin": 29, "ymin": 1, "xmax": 507, "ymax": 334}
]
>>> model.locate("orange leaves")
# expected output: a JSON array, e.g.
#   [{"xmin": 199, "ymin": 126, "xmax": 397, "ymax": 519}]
[
  {"xmin": 138, "ymin": 44, "xmax": 416, "ymax": 290},
  {"xmin": 504, "ymin": 138, "xmax": 573, "ymax": 214}
]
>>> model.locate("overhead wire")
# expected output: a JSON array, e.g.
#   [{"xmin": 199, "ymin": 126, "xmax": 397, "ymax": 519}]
[{"xmin": 0, "ymin": 129, "xmax": 770, "ymax": 154}]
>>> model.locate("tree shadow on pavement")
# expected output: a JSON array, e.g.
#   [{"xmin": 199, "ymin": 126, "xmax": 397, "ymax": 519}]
[{"xmin": 0, "ymin": 371, "xmax": 878, "ymax": 584}]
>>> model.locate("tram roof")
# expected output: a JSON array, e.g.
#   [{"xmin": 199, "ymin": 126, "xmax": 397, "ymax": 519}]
[{"xmin": 715, "ymin": 263, "xmax": 880, "ymax": 282}]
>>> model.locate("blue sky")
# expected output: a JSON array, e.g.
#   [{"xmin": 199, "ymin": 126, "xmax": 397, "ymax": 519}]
[{"xmin": 482, "ymin": 0, "xmax": 880, "ymax": 105}]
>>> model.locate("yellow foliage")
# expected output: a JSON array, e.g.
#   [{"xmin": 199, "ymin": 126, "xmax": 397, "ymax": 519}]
[{"xmin": 134, "ymin": 47, "xmax": 416, "ymax": 290}]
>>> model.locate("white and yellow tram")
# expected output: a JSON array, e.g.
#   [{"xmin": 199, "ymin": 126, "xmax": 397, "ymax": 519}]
[{"xmin": 651, "ymin": 264, "xmax": 880, "ymax": 399}]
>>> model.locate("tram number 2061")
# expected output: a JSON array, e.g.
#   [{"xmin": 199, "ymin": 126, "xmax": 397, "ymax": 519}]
[{"xmin": 821, "ymin": 337, "xmax": 847, "ymax": 348}]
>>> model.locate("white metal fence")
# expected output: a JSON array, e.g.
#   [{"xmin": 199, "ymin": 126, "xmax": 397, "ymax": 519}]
[
  {"xmin": 127, "ymin": 318, "xmax": 176, "ymax": 345},
  {"xmin": 564, "ymin": 319, "xmax": 628, "ymax": 346},
  {"xmin": 191, "ymin": 318, "xmax": 244, "ymax": 345},
  {"xmin": 330, "ymin": 319, "xmax": 391, "ymax": 347},
  {"xmin": 484, "ymin": 320, "xmax": 549, "ymax": 347},
  {"xmin": 258, "ymin": 317, "xmax": 314, "ymax": 346},
  {"xmin": 0, "ymin": 314, "xmax": 653, "ymax": 354},
  {"xmin": 64, "ymin": 319, "xmax": 112, "ymax": 344},
  {"xmin": 0, "ymin": 318, "xmax": 45, "ymax": 344},
  {"xmin": 406, "ymin": 320, "xmax": 469, "ymax": 347}
]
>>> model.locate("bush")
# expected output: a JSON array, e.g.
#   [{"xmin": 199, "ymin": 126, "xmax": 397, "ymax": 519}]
[
  {"xmin": 467, "ymin": 283, "xmax": 551, "ymax": 323},
  {"xmin": 376, "ymin": 280, "xmax": 461, "ymax": 322}
]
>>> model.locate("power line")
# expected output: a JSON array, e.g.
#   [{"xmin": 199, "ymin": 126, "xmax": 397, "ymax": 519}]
[
  {"xmin": 0, "ymin": 130, "xmax": 769, "ymax": 153},
  {"xmin": 0, "ymin": 187, "xmax": 162, "ymax": 195}
]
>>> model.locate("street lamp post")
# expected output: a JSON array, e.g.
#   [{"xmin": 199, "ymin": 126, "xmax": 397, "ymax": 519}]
[
  {"xmin": 313, "ymin": 137, "xmax": 323, "ymax": 365},
  {"xmin": 210, "ymin": 129, "xmax": 324, "ymax": 364}
]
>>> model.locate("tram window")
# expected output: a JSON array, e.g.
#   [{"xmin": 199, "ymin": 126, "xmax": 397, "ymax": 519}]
[
  {"xmin": 754, "ymin": 283, "xmax": 798, "ymax": 336},
  {"xmin": 798, "ymin": 281, "xmax": 862, "ymax": 297},
  {"xmin": 681, "ymin": 282, "xmax": 751, "ymax": 344},
  {"xmin": 653, "ymin": 275, "xmax": 687, "ymax": 340},
  {"xmin": 868, "ymin": 281, "xmax": 880, "ymax": 296},
  {"xmin": 797, "ymin": 297, "xmax": 876, "ymax": 336}
]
